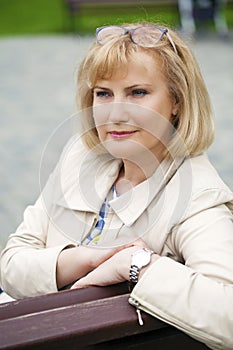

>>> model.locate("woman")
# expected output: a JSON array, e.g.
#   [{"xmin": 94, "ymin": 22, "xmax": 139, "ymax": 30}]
[{"xmin": 1, "ymin": 23, "xmax": 233, "ymax": 349}]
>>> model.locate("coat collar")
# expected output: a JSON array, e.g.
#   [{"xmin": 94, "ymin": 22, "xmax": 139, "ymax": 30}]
[
  {"xmin": 54, "ymin": 138, "xmax": 185, "ymax": 225},
  {"xmin": 55, "ymin": 139, "xmax": 122, "ymax": 212},
  {"xmin": 108, "ymin": 157, "xmax": 184, "ymax": 226}
]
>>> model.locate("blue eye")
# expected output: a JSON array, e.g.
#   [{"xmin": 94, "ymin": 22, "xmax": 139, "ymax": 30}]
[
  {"xmin": 95, "ymin": 90, "xmax": 110, "ymax": 98},
  {"xmin": 132, "ymin": 89, "xmax": 148, "ymax": 96}
]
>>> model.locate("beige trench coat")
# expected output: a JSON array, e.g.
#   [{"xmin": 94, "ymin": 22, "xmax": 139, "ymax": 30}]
[{"xmin": 1, "ymin": 137, "xmax": 233, "ymax": 349}]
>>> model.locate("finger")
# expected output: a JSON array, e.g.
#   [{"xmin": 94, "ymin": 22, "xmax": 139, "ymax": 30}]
[
  {"xmin": 116, "ymin": 238, "xmax": 146, "ymax": 251},
  {"xmin": 131, "ymin": 238, "xmax": 147, "ymax": 248},
  {"xmin": 71, "ymin": 276, "xmax": 90, "ymax": 289}
]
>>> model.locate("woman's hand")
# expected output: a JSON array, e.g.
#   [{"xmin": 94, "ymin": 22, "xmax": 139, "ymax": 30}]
[
  {"xmin": 71, "ymin": 241, "xmax": 158, "ymax": 289},
  {"xmin": 71, "ymin": 246, "xmax": 139, "ymax": 289},
  {"xmin": 57, "ymin": 238, "xmax": 146, "ymax": 289},
  {"xmin": 81, "ymin": 237, "xmax": 147, "ymax": 270}
]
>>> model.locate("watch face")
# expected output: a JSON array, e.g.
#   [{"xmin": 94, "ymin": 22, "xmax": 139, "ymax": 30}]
[{"xmin": 131, "ymin": 249, "xmax": 152, "ymax": 268}]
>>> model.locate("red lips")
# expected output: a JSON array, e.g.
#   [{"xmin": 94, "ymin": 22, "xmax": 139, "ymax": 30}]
[{"xmin": 109, "ymin": 130, "xmax": 137, "ymax": 138}]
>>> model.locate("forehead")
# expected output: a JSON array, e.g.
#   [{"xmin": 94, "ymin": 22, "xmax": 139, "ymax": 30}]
[
  {"xmin": 129, "ymin": 50, "xmax": 160, "ymax": 69},
  {"xmin": 95, "ymin": 50, "xmax": 163, "ymax": 83}
]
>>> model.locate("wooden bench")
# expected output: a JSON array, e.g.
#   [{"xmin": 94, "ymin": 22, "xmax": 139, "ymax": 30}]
[
  {"xmin": 0, "ymin": 283, "xmax": 210, "ymax": 350},
  {"xmin": 64, "ymin": 0, "xmax": 178, "ymax": 32}
]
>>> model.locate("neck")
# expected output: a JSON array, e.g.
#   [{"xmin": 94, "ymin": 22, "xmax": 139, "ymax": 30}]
[{"xmin": 115, "ymin": 153, "xmax": 164, "ymax": 195}]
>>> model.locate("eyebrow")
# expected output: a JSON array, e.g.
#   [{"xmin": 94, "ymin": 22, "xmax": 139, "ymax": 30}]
[
  {"xmin": 93, "ymin": 84, "xmax": 152, "ymax": 90},
  {"xmin": 93, "ymin": 86, "xmax": 109, "ymax": 90}
]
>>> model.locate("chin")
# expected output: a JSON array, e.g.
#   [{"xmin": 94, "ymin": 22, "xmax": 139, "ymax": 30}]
[
  {"xmin": 102, "ymin": 140, "xmax": 149, "ymax": 161},
  {"xmin": 103, "ymin": 146, "xmax": 132, "ymax": 159}
]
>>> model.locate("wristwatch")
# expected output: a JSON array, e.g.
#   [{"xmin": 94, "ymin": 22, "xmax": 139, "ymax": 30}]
[{"xmin": 129, "ymin": 248, "xmax": 154, "ymax": 291}]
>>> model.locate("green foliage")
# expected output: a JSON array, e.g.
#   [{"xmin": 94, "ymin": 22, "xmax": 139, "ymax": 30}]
[
  {"xmin": 72, "ymin": 3, "xmax": 180, "ymax": 34},
  {"xmin": 0, "ymin": 0, "xmax": 232, "ymax": 36},
  {"xmin": 0, "ymin": 0, "xmax": 179, "ymax": 36},
  {"xmin": 0, "ymin": 0, "xmax": 66, "ymax": 35}
]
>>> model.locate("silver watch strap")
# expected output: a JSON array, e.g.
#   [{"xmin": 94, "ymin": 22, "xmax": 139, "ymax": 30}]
[{"xmin": 129, "ymin": 264, "xmax": 140, "ymax": 284}]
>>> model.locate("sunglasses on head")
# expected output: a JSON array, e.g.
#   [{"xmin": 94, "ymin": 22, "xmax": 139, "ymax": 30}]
[{"xmin": 96, "ymin": 25, "xmax": 178, "ymax": 54}]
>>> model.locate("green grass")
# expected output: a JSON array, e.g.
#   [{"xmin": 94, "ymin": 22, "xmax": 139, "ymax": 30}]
[
  {"xmin": 0, "ymin": 0, "xmax": 232, "ymax": 36},
  {"xmin": 71, "ymin": 3, "xmax": 180, "ymax": 34},
  {"xmin": 0, "ymin": 0, "xmax": 66, "ymax": 36}
]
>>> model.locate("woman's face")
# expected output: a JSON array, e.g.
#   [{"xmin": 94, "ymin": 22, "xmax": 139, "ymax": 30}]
[{"xmin": 92, "ymin": 51, "xmax": 178, "ymax": 161}]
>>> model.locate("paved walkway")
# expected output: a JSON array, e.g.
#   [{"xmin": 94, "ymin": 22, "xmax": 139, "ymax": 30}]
[{"xmin": 0, "ymin": 33, "xmax": 233, "ymax": 251}]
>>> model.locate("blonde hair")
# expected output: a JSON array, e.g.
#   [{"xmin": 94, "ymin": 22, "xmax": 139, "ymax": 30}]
[{"xmin": 76, "ymin": 22, "xmax": 214, "ymax": 157}]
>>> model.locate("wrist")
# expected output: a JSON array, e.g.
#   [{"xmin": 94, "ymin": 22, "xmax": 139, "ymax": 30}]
[
  {"xmin": 57, "ymin": 246, "xmax": 91, "ymax": 289},
  {"xmin": 139, "ymin": 254, "xmax": 160, "ymax": 279},
  {"xmin": 129, "ymin": 248, "xmax": 155, "ymax": 291}
]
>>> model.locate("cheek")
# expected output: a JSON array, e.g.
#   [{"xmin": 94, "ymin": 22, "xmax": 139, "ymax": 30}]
[
  {"xmin": 148, "ymin": 90, "xmax": 175, "ymax": 119},
  {"xmin": 92, "ymin": 109, "xmax": 105, "ymax": 142},
  {"xmin": 140, "ymin": 111, "xmax": 174, "ymax": 145},
  {"xmin": 93, "ymin": 109, "xmax": 102, "ymax": 128},
  {"xmin": 93, "ymin": 104, "xmax": 111, "ymax": 128},
  {"xmin": 95, "ymin": 126, "xmax": 106, "ymax": 142}
]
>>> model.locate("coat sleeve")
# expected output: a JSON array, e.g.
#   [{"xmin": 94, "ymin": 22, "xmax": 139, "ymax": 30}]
[
  {"xmin": 0, "ymin": 164, "xmax": 75, "ymax": 299},
  {"xmin": 129, "ymin": 203, "xmax": 233, "ymax": 350}
]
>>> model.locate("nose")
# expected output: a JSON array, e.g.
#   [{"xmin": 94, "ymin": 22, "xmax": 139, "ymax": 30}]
[{"xmin": 108, "ymin": 102, "xmax": 130, "ymax": 123}]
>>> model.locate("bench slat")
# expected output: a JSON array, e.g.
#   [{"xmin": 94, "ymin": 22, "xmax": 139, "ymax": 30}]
[
  {"xmin": 0, "ymin": 284, "xmax": 210, "ymax": 350},
  {"xmin": 0, "ymin": 293, "xmax": 166, "ymax": 349}
]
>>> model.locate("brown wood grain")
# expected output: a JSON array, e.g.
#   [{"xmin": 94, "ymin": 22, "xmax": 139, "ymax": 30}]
[{"xmin": 0, "ymin": 284, "xmax": 210, "ymax": 350}]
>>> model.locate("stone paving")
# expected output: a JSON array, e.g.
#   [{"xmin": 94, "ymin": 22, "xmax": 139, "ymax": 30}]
[{"xmin": 0, "ymin": 33, "xmax": 233, "ymax": 251}]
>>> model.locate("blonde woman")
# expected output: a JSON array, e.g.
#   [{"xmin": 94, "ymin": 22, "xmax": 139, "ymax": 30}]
[{"xmin": 1, "ymin": 23, "xmax": 233, "ymax": 349}]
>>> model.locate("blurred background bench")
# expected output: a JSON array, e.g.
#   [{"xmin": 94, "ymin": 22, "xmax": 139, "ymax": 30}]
[
  {"xmin": 0, "ymin": 283, "xmax": 210, "ymax": 350},
  {"xmin": 65, "ymin": 0, "xmax": 177, "ymax": 18},
  {"xmin": 64, "ymin": 0, "xmax": 178, "ymax": 32},
  {"xmin": 64, "ymin": 0, "xmax": 230, "ymax": 36}
]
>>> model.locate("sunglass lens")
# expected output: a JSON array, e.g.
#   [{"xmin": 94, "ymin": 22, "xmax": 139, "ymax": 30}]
[
  {"xmin": 132, "ymin": 27, "xmax": 162, "ymax": 47},
  {"xmin": 97, "ymin": 26, "xmax": 125, "ymax": 44}
]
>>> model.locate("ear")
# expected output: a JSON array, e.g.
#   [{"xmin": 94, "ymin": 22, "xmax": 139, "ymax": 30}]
[{"xmin": 171, "ymin": 99, "xmax": 179, "ymax": 116}]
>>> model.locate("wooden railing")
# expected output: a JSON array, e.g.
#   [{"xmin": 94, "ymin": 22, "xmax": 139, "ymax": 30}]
[
  {"xmin": 65, "ymin": 0, "xmax": 178, "ymax": 14},
  {"xmin": 0, "ymin": 283, "xmax": 210, "ymax": 350},
  {"xmin": 64, "ymin": 0, "xmax": 178, "ymax": 32}
]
